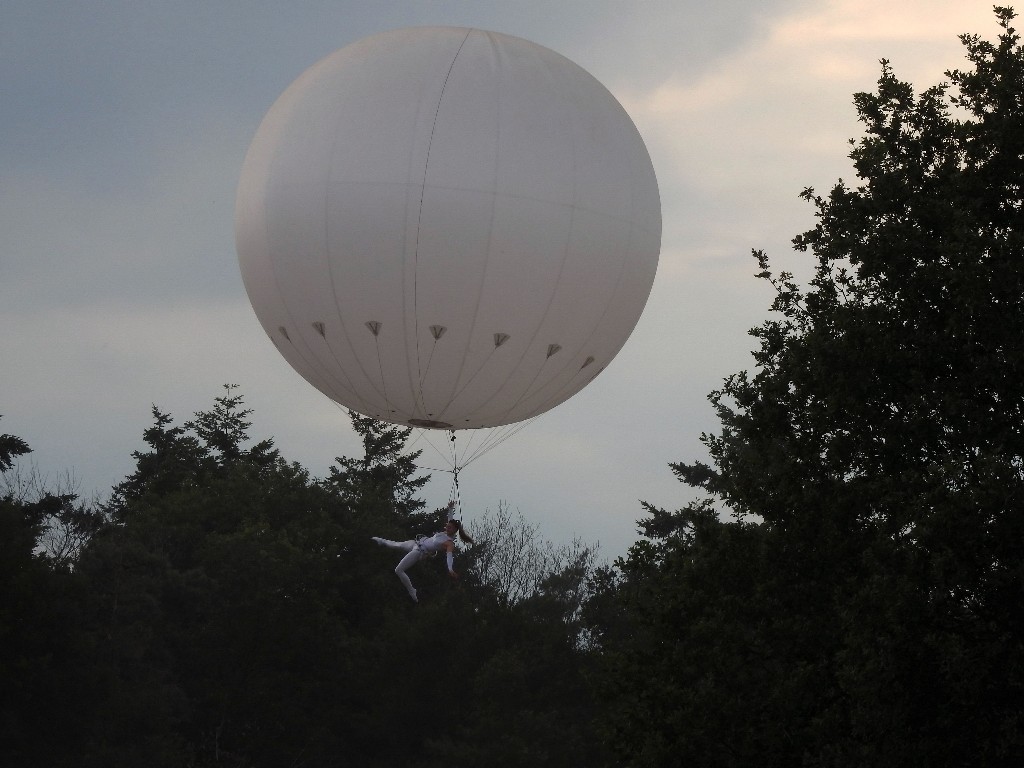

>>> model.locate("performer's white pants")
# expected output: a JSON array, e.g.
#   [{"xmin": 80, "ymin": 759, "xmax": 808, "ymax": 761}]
[{"xmin": 378, "ymin": 539, "xmax": 424, "ymax": 599}]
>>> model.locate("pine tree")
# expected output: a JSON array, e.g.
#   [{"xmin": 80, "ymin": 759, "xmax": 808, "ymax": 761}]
[{"xmin": 324, "ymin": 411, "xmax": 429, "ymax": 530}]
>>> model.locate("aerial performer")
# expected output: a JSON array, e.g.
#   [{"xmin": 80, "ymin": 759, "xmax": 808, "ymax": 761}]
[
  {"xmin": 234, "ymin": 27, "xmax": 662, "ymax": 446},
  {"xmin": 372, "ymin": 501, "xmax": 475, "ymax": 602}
]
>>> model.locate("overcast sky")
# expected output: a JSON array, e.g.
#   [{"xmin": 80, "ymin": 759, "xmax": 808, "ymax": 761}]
[{"xmin": 2, "ymin": 1, "xmax": 998, "ymax": 559}]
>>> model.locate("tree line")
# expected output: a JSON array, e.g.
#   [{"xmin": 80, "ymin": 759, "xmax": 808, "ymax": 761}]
[{"xmin": 3, "ymin": 9, "xmax": 1023, "ymax": 767}]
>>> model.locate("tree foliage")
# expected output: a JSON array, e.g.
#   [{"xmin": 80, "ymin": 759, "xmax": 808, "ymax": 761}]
[
  {"xmin": 1, "ymin": 392, "xmax": 605, "ymax": 767},
  {"xmin": 470, "ymin": 501, "xmax": 596, "ymax": 610},
  {"xmin": 589, "ymin": 9, "xmax": 1024, "ymax": 767},
  {"xmin": 0, "ymin": 416, "xmax": 31, "ymax": 472},
  {"xmin": 0, "ymin": 424, "xmax": 99, "ymax": 767},
  {"xmin": 323, "ymin": 409, "xmax": 430, "ymax": 532}
]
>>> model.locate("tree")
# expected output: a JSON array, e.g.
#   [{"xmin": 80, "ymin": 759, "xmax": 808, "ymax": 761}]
[
  {"xmin": 0, "ymin": 416, "xmax": 30, "ymax": 472},
  {"xmin": 71, "ymin": 392, "xmax": 462, "ymax": 766},
  {"xmin": 468, "ymin": 501, "xmax": 602, "ymax": 664},
  {"xmin": 0, "ymin": 425, "xmax": 98, "ymax": 768},
  {"xmin": 323, "ymin": 411, "xmax": 429, "ymax": 530},
  {"xmin": 5, "ymin": 391, "xmax": 611, "ymax": 766},
  {"xmin": 592, "ymin": 9, "xmax": 1024, "ymax": 766},
  {"xmin": 74, "ymin": 389, "xmax": 366, "ymax": 766}
]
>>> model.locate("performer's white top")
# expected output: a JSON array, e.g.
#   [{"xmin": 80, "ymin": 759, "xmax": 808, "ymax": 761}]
[{"xmin": 417, "ymin": 532, "xmax": 454, "ymax": 553}]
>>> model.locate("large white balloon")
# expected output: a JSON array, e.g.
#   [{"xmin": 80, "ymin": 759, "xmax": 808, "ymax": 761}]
[{"xmin": 236, "ymin": 27, "xmax": 661, "ymax": 430}]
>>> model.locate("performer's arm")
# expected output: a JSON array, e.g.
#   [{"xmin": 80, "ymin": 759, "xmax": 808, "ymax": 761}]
[{"xmin": 445, "ymin": 542, "xmax": 458, "ymax": 579}]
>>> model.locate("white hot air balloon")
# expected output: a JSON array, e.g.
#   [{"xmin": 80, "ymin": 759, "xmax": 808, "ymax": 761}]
[{"xmin": 236, "ymin": 27, "xmax": 661, "ymax": 436}]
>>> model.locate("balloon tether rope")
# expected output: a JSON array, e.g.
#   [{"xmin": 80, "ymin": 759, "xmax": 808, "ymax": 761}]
[{"xmin": 449, "ymin": 431, "xmax": 463, "ymax": 515}]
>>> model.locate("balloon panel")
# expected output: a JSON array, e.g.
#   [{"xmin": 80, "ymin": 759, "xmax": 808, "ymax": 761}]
[{"xmin": 236, "ymin": 27, "xmax": 662, "ymax": 429}]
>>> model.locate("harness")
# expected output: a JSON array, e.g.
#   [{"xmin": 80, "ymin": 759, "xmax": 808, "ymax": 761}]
[{"xmin": 414, "ymin": 532, "xmax": 450, "ymax": 557}]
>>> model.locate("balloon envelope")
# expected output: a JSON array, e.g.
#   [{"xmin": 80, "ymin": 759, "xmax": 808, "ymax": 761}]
[{"xmin": 236, "ymin": 27, "xmax": 661, "ymax": 429}]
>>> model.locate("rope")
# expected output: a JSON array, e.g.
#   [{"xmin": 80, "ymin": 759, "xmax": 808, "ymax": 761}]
[
  {"xmin": 449, "ymin": 431, "xmax": 464, "ymax": 516},
  {"xmin": 459, "ymin": 418, "xmax": 539, "ymax": 468},
  {"xmin": 326, "ymin": 399, "xmax": 530, "ymax": 523}
]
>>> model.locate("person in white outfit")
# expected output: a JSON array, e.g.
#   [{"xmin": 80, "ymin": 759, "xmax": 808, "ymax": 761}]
[{"xmin": 371, "ymin": 501, "xmax": 475, "ymax": 602}]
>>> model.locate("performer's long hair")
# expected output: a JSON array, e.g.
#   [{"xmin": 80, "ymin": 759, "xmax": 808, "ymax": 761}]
[{"xmin": 448, "ymin": 518, "xmax": 475, "ymax": 545}]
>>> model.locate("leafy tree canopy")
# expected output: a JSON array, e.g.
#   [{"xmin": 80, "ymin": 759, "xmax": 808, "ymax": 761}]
[{"xmin": 592, "ymin": 9, "xmax": 1024, "ymax": 767}]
